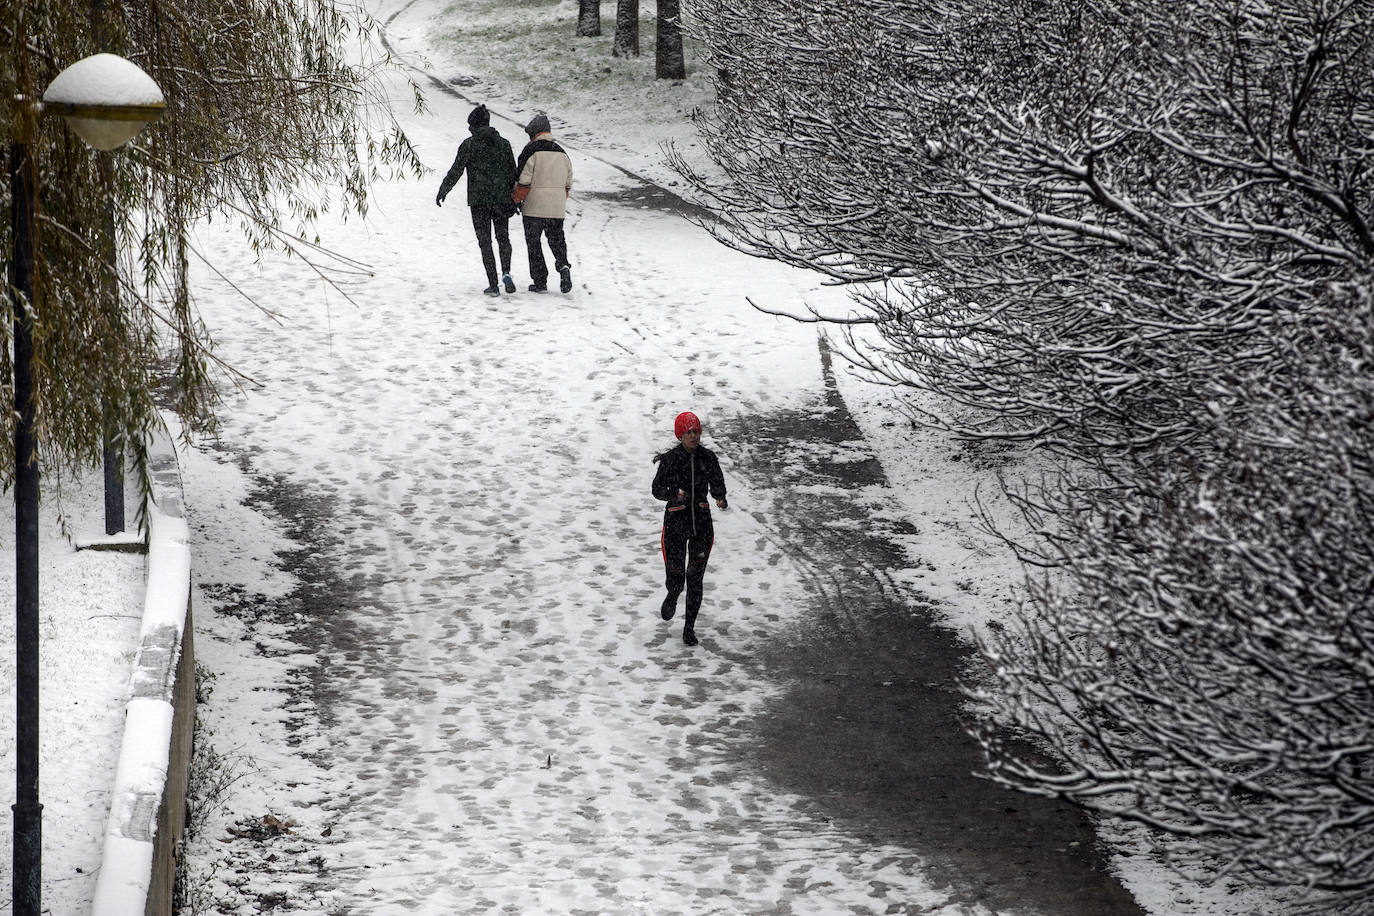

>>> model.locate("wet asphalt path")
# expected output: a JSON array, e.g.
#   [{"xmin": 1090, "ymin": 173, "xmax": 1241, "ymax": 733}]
[{"xmin": 726, "ymin": 341, "xmax": 1143, "ymax": 915}]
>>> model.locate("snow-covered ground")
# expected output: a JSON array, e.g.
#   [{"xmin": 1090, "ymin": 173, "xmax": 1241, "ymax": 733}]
[
  {"xmin": 0, "ymin": 0, "xmax": 1296, "ymax": 912},
  {"xmin": 0, "ymin": 473, "xmax": 145, "ymax": 911}
]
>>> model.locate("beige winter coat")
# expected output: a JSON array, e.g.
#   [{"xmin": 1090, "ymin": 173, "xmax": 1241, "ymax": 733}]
[{"xmin": 516, "ymin": 134, "xmax": 573, "ymax": 219}]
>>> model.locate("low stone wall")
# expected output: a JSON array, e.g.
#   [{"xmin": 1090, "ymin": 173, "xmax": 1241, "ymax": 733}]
[{"xmin": 90, "ymin": 428, "xmax": 195, "ymax": 916}]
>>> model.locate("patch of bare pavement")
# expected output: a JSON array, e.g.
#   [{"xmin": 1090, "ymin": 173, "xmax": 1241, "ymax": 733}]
[{"xmin": 723, "ymin": 341, "xmax": 1146, "ymax": 916}]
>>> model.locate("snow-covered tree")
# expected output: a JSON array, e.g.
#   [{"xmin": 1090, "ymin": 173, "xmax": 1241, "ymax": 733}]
[
  {"xmin": 577, "ymin": 0, "xmax": 603, "ymax": 37},
  {"xmin": 678, "ymin": 0, "xmax": 1374, "ymax": 902},
  {"xmin": 655, "ymin": 0, "xmax": 684, "ymax": 79},
  {"xmin": 613, "ymin": 0, "xmax": 640, "ymax": 58},
  {"xmin": 679, "ymin": 0, "xmax": 1373, "ymax": 464},
  {"xmin": 978, "ymin": 277, "xmax": 1374, "ymax": 902},
  {"xmin": 2, "ymin": 0, "xmax": 420, "ymax": 488}
]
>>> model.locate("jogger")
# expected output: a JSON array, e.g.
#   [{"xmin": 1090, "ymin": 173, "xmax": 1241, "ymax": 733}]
[{"xmin": 651, "ymin": 411, "xmax": 728, "ymax": 646}]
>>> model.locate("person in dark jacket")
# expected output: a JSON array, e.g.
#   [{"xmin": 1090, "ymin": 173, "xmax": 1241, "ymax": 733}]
[
  {"xmin": 651, "ymin": 411, "xmax": 728, "ymax": 646},
  {"xmin": 435, "ymin": 104, "xmax": 518, "ymax": 296}
]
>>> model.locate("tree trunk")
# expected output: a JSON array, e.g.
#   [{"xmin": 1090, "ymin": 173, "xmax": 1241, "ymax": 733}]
[
  {"xmin": 613, "ymin": 0, "xmax": 640, "ymax": 57},
  {"xmin": 654, "ymin": 0, "xmax": 684, "ymax": 78},
  {"xmin": 577, "ymin": 0, "xmax": 602, "ymax": 36}
]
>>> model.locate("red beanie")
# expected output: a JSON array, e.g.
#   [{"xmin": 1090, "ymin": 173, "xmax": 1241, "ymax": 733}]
[{"xmin": 674, "ymin": 411, "xmax": 702, "ymax": 438}]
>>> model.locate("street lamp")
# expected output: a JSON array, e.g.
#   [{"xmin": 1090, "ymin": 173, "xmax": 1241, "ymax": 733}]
[{"xmin": 9, "ymin": 52, "xmax": 163, "ymax": 916}]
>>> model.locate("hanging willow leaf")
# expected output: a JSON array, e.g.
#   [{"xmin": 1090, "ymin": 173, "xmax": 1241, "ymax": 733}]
[{"xmin": 1, "ymin": 0, "xmax": 423, "ymax": 496}]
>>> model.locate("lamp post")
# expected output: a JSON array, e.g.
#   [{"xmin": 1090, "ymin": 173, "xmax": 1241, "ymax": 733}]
[{"xmin": 9, "ymin": 53, "xmax": 163, "ymax": 916}]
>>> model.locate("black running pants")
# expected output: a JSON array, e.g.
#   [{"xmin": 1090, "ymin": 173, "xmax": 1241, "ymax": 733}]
[{"xmin": 661, "ymin": 516, "xmax": 714, "ymax": 624}]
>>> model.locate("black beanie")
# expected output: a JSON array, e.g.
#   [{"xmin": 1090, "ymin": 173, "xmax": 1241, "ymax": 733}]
[{"xmin": 468, "ymin": 104, "xmax": 490, "ymax": 128}]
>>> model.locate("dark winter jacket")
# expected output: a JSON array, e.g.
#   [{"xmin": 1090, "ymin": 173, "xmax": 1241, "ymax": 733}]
[
  {"xmin": 438, "ymin": 126, "xmax": 517, "ymax": 208},
  {"xmin": 652, "ymin": 444, "xmax": 727, "ymax": 533}
]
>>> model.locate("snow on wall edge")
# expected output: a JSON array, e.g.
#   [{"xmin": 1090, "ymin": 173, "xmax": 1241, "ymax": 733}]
[{"xmin": 91, "ymin": 425, "xmax": 191, "ymax": 916}]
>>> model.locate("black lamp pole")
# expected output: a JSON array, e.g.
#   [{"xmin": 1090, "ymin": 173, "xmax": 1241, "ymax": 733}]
[
  {"xmin": 9, "ymin": 133, "xmax": 42, "ymax": 916},
  {"xmin": 6, "ymin": 53, "xmax": 162, "ymax": 914}
]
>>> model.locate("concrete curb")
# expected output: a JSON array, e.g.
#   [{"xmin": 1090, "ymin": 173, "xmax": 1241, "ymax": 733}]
[{"xmin": 91, "ymin": 425, "xmax": 195, "ymax": 916}]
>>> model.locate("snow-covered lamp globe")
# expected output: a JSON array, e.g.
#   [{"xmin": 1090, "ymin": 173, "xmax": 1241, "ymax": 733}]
[{"xmin": 41, "ymin": 53, "xmax": 165, "ymax": 151}]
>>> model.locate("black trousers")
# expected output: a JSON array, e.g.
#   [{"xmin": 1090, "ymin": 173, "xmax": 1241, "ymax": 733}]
[
  {"xmin": 522, "ymin": 215, "xmax": 569, "ymax": 286},
  {"xmin": 470, "ymin": 205, "xmax": 512, "ymax": 287},
  {"xmin": 661, "ymin": 514, "xmax": 714, "ymax": 626}
]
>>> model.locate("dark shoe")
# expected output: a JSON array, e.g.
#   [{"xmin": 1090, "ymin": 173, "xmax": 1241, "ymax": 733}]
[
  {"xmin": 483, "ymin": 286, "xmax": 500, "ymax": 297},
  {"xmin": 682, "ymin": 628, "xmax": 698, "ymax": 647},
  {"xmin": 660, "ymin": 595, "xmax": 677, "ymax": 621},
  {"xmin": 528, "ymin": 283, "xmax": 547, "ymax": 293},
  {"xmin": 558, "ymin": 266, "xmax": 572, "ymax": 293},
  {"xmin": 502, "ymin": 273, "xmax": 516, "ymax": 293}
]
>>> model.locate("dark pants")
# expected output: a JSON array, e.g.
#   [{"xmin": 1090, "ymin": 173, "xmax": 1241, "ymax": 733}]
[
  {"xmin": 522, "ymin": 216, "xmax": 569, "ymax": 287},
  {"xmin": 661, "ymin": 514, "xmax": 714, "ymax": 628},
  {"xmin": 470, "ymin": 205, "xmax": 512, "ymax": 287}
]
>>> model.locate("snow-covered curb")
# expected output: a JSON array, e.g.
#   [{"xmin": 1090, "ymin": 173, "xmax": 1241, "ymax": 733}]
[{"xmin": 91, "ymin": 426, "xmax": 195, "ymax": 916}]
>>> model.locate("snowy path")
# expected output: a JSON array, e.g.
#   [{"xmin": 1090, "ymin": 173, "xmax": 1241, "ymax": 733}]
[{"xmin": 175, "ymin": 8, "xmax": 1141, "ymax": 914}]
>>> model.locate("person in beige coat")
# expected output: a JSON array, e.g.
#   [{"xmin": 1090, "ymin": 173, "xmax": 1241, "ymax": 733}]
[{"xmin": 513, "ymin": 113, "xmax": 574, "ymax": 293}]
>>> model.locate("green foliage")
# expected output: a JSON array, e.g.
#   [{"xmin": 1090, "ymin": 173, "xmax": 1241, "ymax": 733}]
[{"xmin": 1, "ymin": 0, "xmax": 423, "ymax": 490}]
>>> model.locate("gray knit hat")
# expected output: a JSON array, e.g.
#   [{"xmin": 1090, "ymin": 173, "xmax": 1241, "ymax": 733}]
[{"xmin": 524, "ymin": 113, "xmax": 551, "ymax": 136}]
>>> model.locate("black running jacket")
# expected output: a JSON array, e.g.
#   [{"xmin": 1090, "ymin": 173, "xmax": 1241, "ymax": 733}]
[{"xmin": 652, "ymin": 444, "xmax": 727, "ymax": 534}]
